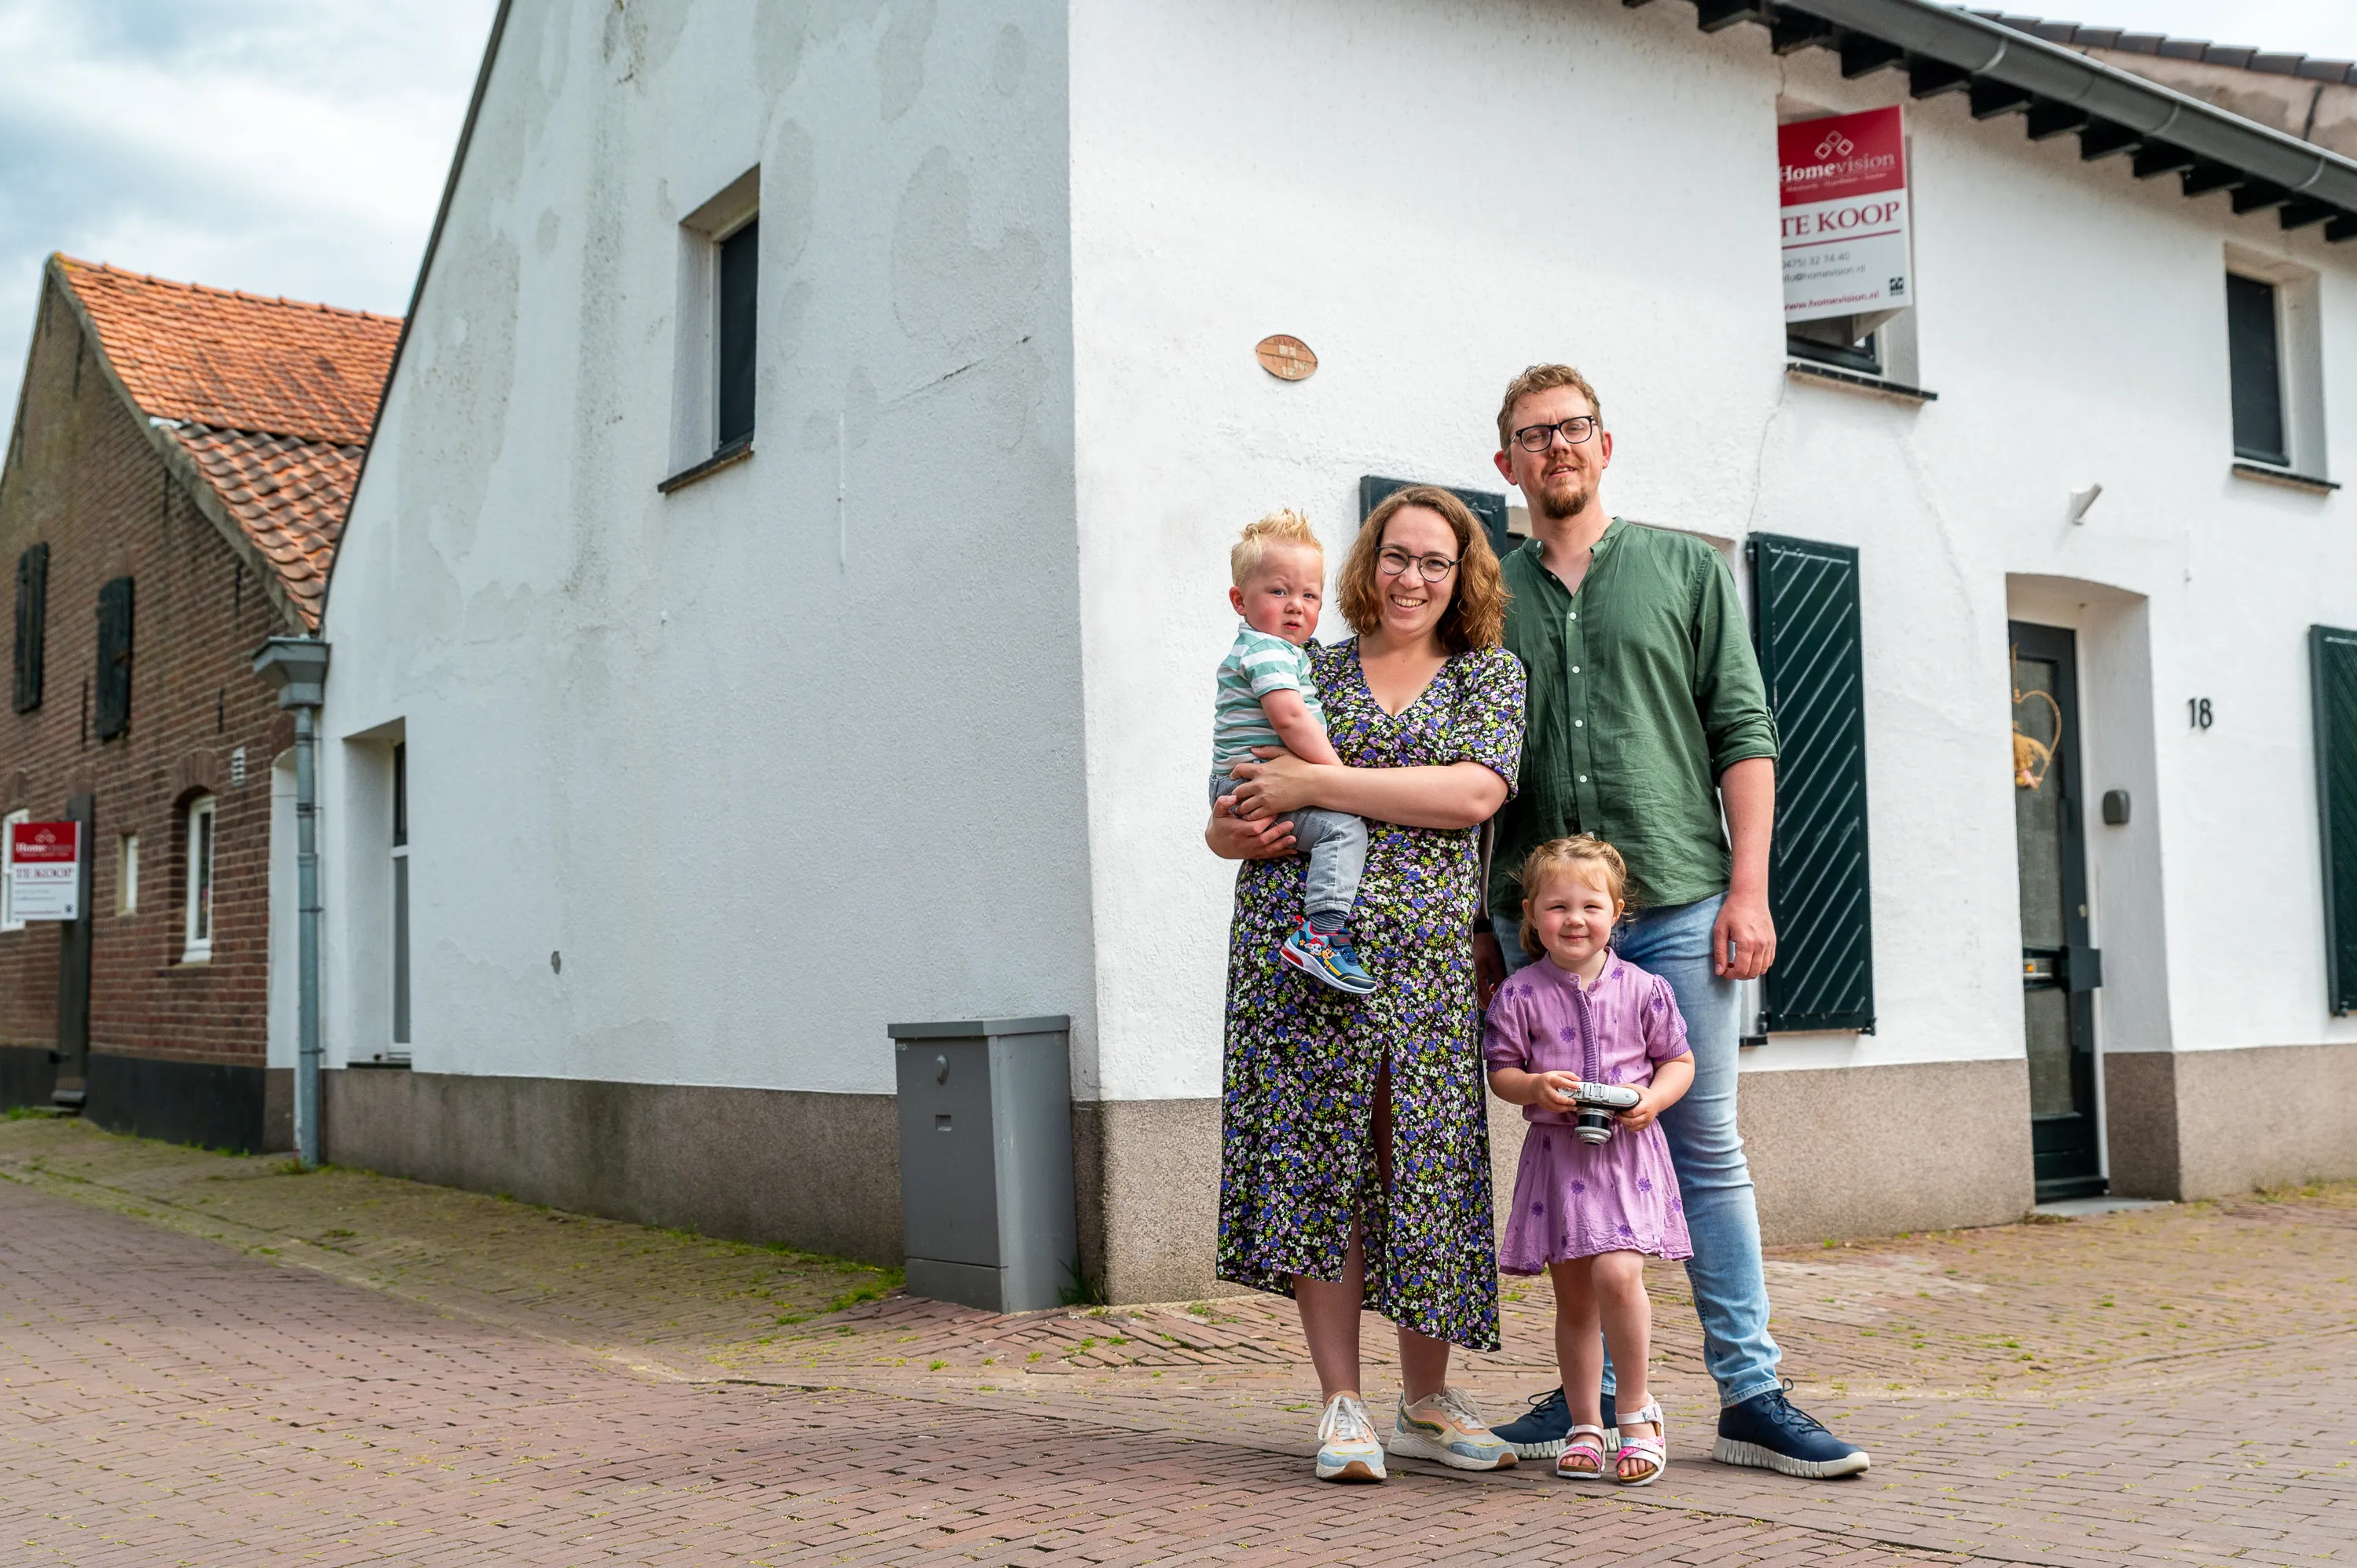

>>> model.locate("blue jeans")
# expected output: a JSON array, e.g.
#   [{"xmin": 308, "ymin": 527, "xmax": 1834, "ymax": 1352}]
[{"xmin": 1494, "ymin": 893, "xmax": 1783, "ymax": 1407}]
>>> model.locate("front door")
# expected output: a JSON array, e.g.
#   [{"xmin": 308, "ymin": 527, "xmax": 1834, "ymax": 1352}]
[{"xmin": 2010, "ymin": 624, "xmax": 2104, "ymax": 1199}]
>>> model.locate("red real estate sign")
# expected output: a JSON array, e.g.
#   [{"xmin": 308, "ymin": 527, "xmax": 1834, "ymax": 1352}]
[
  {"xmin": 1780, "ymin": 106, "xmax": 1912, "ymax": 324},
  {"xmin": 8, "ymin": 820, "xmax": 80, "ymax": 922}
]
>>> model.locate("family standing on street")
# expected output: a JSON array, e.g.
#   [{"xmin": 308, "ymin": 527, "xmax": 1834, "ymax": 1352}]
[{"xmin": 1206, "ymin": 364, "xmax": 1872, "ymax": 1486}]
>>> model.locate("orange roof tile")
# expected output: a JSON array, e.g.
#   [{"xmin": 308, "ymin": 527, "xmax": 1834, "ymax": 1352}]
[{"xmin": 55, "ymin": 257, "xmax": 401, "ymax": 632}]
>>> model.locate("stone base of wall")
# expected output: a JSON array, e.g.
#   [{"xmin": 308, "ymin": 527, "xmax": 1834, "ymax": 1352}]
[
  {"xmin": 2106, "ymin": 1042, "xmax": 2357, "ymax": 1200},
  {"xmin": 321, "ymin": 1068, "xmax": 904, "ymax": 1266},
  {"xmin": 0, "ymin": 1042, "xmax": 57, "ymax": 1108},
  {"xmin": 84, "ymin": 1053, "xmax": 271, "ymax": 1154},
  {"xmin": 322, "ymin": 1049, "xmax": 2357, "ymax": 1305},
  {"xmin": 1736, "ymin": 1057, "xmax": 2035, "ymax": 1244}
]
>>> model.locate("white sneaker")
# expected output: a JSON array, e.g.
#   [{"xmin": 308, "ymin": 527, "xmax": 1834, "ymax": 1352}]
[
  {"xmin": 1388, "ymin": 1386, "xmax": 1518, "ymax": 1471},
  {"xmin": 1314, "ymin": 1393, "xmax": 1387, "ymax": 1482}
]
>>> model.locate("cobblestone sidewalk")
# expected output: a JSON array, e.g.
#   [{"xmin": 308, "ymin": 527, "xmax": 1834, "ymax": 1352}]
[{"xmin": 3, "ymin": 1116, "xmax": 2352, "ymax": 1565}]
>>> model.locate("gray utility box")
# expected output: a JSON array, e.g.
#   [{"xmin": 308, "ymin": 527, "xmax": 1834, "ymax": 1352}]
[{"xmin": 889, "ymin": 1016, "xmax": 1077, "ymax": 1313}]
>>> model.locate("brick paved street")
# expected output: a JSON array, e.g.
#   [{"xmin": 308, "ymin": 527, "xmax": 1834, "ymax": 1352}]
[{"xmin": 3, "ymin": 1119, "xmax": 2353, "ymax": 1565}]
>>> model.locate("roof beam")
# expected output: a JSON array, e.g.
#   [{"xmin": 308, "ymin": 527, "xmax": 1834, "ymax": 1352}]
[
  {"xmin": 1968, "ymin": 79, "xmax": 2033, "ymax": 119},
  {"xmin": 1694, "ymin": 0, "xmax": 1772, "ymax": 31},
  {"xmin": 2079, "ymin": 121, "xmax": 2143, "ymax": 161},
  {"xmin": 2326, "ymin": 214, "xmax": 2357, "ymax": 243},
  {"xmin": 2024, "ymin": 102, "xmax": 2088, "ymax": 141},
  {"xmin": 2233, "ymin": 181, "xmax": 2292, "ymax": 213},
  {"xmin": 2132, "ymin": 144, "xmax": 2197, "ymax": 180},
  {"xmin": 2180, "ymin": 163, "xmax": 2243, "ymax": 196},
  {"xmin": 2280, "ymin": 200, "xmax": 2333, "ymax": 230},
  {"xmin": 1839, "ymin": 32, "xmax": 1905, "ymax": 78},
  {"xmin": 1908, "ymin": 57, "xmax": 1972, "ymax": 97},
  {"xmin": 1772, "ymin": 13, "xmax": 1835, "ymax": 53}
]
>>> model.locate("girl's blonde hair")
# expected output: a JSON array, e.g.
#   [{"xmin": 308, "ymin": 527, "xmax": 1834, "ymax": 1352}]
[
  {"xmin": 1231, "ymin": 508, "xmax": 1322, "ymax": 585},
  {"xmin": 1519, "ymin": 834, "xmax": 1629, "ymax": 962}
]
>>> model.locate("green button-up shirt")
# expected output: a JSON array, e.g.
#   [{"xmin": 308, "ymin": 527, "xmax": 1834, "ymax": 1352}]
[{"xmin": 1490, "ymin": 521, "xmax": 1779, "ymax": 914}]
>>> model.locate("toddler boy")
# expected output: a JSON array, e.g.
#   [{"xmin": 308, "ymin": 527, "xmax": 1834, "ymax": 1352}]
[{"xmin": 1211, "ymin": 511, "xmax": 1374, "ymax": 995}]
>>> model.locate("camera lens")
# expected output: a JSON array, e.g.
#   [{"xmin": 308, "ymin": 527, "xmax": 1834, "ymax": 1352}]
[{"xmin": 1574, "ymin": 1107, "xmax": 1615, "ymax": 1145}]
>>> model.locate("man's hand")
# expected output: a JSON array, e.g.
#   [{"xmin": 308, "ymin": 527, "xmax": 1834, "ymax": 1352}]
[
  {"xmin": 1473, "ymin": 929, "xmax": 1505, "ymax": 1009},
  {"xmin": 1712, "ymin": 888, "xmax": 1776, "ymax": 980},
  {"xmin": 1206, "ymin": 793, "xmax": 1298, "ymax": 860}
]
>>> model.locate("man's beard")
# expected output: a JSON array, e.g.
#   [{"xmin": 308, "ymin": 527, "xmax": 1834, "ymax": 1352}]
[{"xmin": 1534, "ymin": 475, "xmax": 1591, "ymax": 522}]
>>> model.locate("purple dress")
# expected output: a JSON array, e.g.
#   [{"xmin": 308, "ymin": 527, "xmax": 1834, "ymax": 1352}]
[{"xmin": 1483, "ymin": 951, "xmax": 1694, "ymax": 1271}]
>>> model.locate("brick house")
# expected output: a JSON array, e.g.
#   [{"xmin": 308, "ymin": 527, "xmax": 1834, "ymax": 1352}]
[{"xmin": 0, "ymin": 255, "xmax": 395, "ymax": 1150}]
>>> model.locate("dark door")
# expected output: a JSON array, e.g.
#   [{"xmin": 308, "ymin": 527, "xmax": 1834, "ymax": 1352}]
[
  {"xmin": 2010, "ymin": 625, "xmax": 2103, "ymax": 1199},
  {"xmin": 52, "ymin": 792, "xmax": 94, "ymax": 1108}
]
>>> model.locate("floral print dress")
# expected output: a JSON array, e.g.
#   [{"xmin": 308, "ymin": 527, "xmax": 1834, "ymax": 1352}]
[{"xmin": 1216, "ymin": 639, "xmax": 1527, "ymax": 1351}]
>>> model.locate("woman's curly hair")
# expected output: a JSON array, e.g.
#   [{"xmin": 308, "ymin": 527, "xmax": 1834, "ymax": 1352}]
[{"xmin": 1336, "ymin": 485, "xmax": 1508, "ymax": 654}]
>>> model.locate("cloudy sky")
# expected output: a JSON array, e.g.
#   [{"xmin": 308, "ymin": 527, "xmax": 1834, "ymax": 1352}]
[{"xmin": 3, "ymin": 0, "xmax": 2357, "ymax": 434}]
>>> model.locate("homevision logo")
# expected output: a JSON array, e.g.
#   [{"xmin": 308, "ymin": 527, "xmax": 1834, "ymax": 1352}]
[{"xmin": 1815, "ymin": 130, "xmax": 1856, "ymax": 159}]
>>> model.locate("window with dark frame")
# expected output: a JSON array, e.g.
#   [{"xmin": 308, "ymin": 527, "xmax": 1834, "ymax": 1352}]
[
  {"xmin": 2227, "ymin": 272, "xmax": 2289, "ymax": 467},
  {"xmin": 1787, "ymin": 315, "xmax": 1882, "ymax": 376},
  {"xmin": 391, "ymin": 742, "xmax": 410, "ymax": 1048},
  {"xmin": 94, "ymin": 575, "xmax": 132, "ymax": 740},
  {"xmin": 14, "ymin": 543, "xmax": 47, "ymax": 713},
  {"xmin": 717, "ymin": 218, "xmax": 759, "ymax": 452}
]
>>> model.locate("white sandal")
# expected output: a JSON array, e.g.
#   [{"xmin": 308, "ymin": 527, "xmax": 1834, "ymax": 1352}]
[
  {"xmin": 1615, "ymin": 1400, "xmax": 1667, "ymax": 1486},
  {"xmin": 1554, "ymin": 1424, "xmax": 1611, "ymax": 1481}
]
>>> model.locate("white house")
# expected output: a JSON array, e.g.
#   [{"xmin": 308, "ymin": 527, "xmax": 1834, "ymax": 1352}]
[{"xmin": 311, "ymin": 0, "xmax": 2357, "ymax": 1303}]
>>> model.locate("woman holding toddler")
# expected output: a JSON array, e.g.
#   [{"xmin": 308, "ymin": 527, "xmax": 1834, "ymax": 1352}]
[{"xmin": 1208, "ymin": 485, "xmax": 1527, "ymax": 1482}]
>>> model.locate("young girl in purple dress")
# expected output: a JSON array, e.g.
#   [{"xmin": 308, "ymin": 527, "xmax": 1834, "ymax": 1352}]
[{"xmin": 1484, "ymin": 836, "xmax": 1695, "ymax": 1486}]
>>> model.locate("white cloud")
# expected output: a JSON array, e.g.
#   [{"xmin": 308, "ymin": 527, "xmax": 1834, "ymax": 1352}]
[{"xmin": 0, "ymin": 0, "xmax": 497, "ymax": 429}]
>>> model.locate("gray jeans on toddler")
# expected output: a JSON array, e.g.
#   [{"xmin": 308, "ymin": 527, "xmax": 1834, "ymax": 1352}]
[{"xmin": 1208, "ymin": 771, "xmax": 1367, "ymax": 925}]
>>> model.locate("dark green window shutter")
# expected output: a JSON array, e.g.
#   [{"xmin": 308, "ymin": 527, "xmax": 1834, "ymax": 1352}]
[
  {"xmin": 1749, "ymin": 533, "xmax": 1874, "ymax": 1032},
  {"xmin": 13, "ymin": 543, "xmax": 46, "ymax": 713},
  {"xmin": 2310, "ymin": 625, "xmax": 2357, "ymax": 1013},
  {"xmin": 94, "ymin": 576, "xmax": 133, "ymax": 742},
  {"xmin": 1358, "ymin": 475, "xmax": 1512, "ymax": 562}
]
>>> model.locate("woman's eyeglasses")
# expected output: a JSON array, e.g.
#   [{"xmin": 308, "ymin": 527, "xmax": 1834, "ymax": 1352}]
[{"xmin": 1377, "ymin": 548, "xmax": 1459, "ymax": 584}]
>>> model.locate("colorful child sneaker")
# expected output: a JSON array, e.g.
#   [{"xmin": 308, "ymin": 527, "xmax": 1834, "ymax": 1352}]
[
  {"xmin": 1314, "ymin": 1393, "xmax": 1387, "ymax": 1482},
  {"xmin": 1495, "ymin": 1384, "xmax": 1619, "ymax": 1460},
  {"xmin": 1388, "ymin": 1387, "xmax": 1517, "ymax": 1471},
  {"xmin": 1280, "ymin": 925, "xmax": 1377, "ymax": 995},
  {"xmin": 1714, "ymin": 1387, "xmax": 1870, "ymax": 1478}
]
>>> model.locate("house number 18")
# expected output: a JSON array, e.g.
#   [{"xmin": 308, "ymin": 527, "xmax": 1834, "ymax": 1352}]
[{"xmin": 2188, "ymin": 698, "xmax": 2213, "ymax": 729}]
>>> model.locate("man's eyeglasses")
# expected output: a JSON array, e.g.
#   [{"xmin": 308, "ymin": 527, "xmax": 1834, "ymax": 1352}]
[
  {"xmin": 1512, "ymin": 416, "xmax": 1600, "ymax": 452},
  {"xmin": 1377, "ymin": 548, "xmax": 1459, "ymax": 584}
]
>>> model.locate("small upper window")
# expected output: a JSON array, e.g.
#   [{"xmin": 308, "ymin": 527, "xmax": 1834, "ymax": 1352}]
[
  {"xmin": 182, "ymin": 795, "xmax": 215, "ymax": 962},
  {"xmin": 1, "ymin": 808, "xmax": 27, "ymax": 932},
  {"xmin": 95, "ymin": 575, "xmax": 134, "ymax": 741},
  {"xmin": 14, "ymin": 544, "xmax": 47, "ymax": 714},
  {"xmin": 118, "ymin": 832, "xmax": 139, "ymax": 915},
  {"xmin": 2227, "ymin": 272, "xmax": 2288, "ymax": 467},
  {"xmin": 717, "ymin": 218, "xmax": 759, "ymax": 451}
]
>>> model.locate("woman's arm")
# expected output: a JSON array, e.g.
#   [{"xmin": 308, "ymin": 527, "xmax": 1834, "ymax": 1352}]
[{"xmin": 1228, "ymin": 753, "xmax": 1506, "ymax": 830}]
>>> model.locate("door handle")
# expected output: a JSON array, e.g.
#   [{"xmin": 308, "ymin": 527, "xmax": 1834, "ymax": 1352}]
[{"xmin": 2065, "ymin": 945, "xmax": 2103, "ymax": 993}]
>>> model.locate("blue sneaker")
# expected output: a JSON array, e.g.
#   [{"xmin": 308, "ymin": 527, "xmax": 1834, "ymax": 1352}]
[
  {"xmin": 1280, "ymin": 925, "xmax": 1377, "ymax": 995},
  {"xmin": 1714, "ymin": 1388, "xmax": 1870, "ymax": 1478},
  {"xmin": 1494, "ymin": 1385, "xmax": 1618, "ymax": 1460}
]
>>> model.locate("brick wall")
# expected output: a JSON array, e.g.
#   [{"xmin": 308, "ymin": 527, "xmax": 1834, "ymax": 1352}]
[{"xmin": 0, "ymin": 272, "xmax": 299, "ymax": 1076}]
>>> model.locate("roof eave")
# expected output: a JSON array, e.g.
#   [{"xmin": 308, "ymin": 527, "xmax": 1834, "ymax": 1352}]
[{"xmin": 1648, "ymin": 0, "xmax": 2357, "ymax": 228}]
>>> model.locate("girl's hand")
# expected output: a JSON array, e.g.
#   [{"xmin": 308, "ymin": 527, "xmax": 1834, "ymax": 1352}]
[
  {"xmin": 1228, "ymin": 747, "xmax": 1329, "ymax": 819},
  {"xmin": 1533, "ymin": 1071, "xmax": 1581, "ymax": 1115},
  {"xmin": 1618, "ymin": 1087, "xmax": 1665, "ymax": 1134}
]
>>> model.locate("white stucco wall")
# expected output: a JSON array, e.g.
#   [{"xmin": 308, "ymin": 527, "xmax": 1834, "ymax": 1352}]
[
  {"xmin": 317, "ymin": 0, "xmax": 1089, "ymax": 1096},
  {"xmin": 1066, "ymin": 0, "xmax": 2357, "ymax": 1105}
]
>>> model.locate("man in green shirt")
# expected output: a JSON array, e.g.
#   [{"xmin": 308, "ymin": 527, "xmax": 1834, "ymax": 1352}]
[{"xmin": 1479, "ymin": 365, "xmax": 1868, "ymax": 1479}]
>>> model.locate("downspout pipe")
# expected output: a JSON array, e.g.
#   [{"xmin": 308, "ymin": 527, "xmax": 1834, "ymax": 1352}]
[{"xmin": 252, "ymin": 638, "xmax": 330, "ymax": 1168}]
